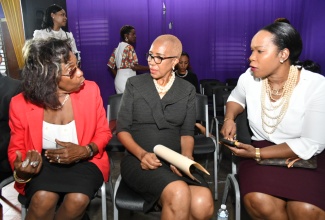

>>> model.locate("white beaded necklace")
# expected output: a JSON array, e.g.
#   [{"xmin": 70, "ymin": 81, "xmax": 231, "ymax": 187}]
[
  {"xmin": 175, "ymin": 70, "xmax": 188, "ymax": 78},
  {"xmin": 261, "ymin": 65, "xmax": 298, "ymax": 134},
  {"xmin": 153, "ymin": 72, "xmax": 175, "ymax": 98}
]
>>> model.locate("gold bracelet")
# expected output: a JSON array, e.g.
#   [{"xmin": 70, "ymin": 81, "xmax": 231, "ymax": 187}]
[
  {"xmin": 224, "ymin": 117, "xmax": 234, "ymax": 122},
  {"xmin": 255, "ymin": 148, "xmax": 261, "ymax": 162},
  {"xmin": 14, "ymin": 170, "xmax": 31, "ymax": 183}
]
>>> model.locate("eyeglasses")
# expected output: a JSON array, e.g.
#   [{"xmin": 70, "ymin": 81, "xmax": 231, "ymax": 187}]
[
  {"xmin": 61, "ymin": 66, "xmax": 77, "ymax": 79},
  {"xmin": 146, "ymin": 53, "xmax": 178, "ymax": 64}
]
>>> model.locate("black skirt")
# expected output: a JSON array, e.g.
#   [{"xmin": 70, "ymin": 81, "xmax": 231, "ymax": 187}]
[
  {"xmin": 238, "ymin": 140, "xmax": 325, "ymax": 210},
  {"xmin": 121, "ymin": 154, "xmax": 209, "ymax": 213},
  {"xmin": 25, "ymin": 154, "xmax": 103, "ymax": 203}
]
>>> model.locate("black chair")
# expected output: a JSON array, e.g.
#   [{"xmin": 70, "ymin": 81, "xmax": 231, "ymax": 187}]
[
  {"xmin": 0, "ymin": 175, "xmax": 15, "ymax": 218},
  {"xmin": 221, "ymin": 109, "xmax": 252, "ymax": 220},
  {"xmin": 194, "ymin": 94, "xmax": 219, "ymax": 200},
  {"xmin": 200, "ymin": 80, "xmax": 226, "ymax": 117},
  {"xmin": 226, "ymin": 78, "xmax": 239, "ymax": 86},
  {"xmin": 107, "ymin": 93, "xmax": 124, "ymax": 153},
  {"xmin": 212, "ymin": 85, "xmax": 235, "ymax": 118},
  {"xmin": 113, "ymin": 174, "xmax": 157, "ymax": 220},
  {"xmin": 199, "ymin": 79, "xmax": 223, "ymax": 95}
]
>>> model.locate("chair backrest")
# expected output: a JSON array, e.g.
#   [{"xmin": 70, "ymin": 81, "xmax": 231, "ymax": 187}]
[
  {"xmin": 235, "ymin": 109, "xmax": 252, "ymax": 144},
  {"xmin": 195, "ymin": 94, "xmax": 209, "ymax": 137},
  {"xmin": 212, "ymin": 85, "xmax": 235, "ymax": 117},
  {"xmin": 201, "ymin": 81, "xmax": 226, "ymax": 96},
  {"xmin": 107, "ymin": 93, "xmax": 123, "ymax": 122},
  {"xmin": 199, "ymin": 79, "xmax": 220, "ymax": 94},
  {"xmin": 225, "ymin": 78, "xmax": 238, "ymax": 86}
]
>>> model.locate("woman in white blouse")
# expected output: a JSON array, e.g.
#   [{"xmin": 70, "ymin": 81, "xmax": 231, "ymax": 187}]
[
  {"xmin": 221, "ymin": 22, "xmax": 325, "ymax": 219},
  {"xmin": 33, "ymin": 4, "xmax": 80, "ymax": 62}
]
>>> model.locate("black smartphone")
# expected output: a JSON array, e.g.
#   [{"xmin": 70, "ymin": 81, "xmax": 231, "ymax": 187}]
[{"xmin": 220, "ymin": 138, "xmax": 238, "ymax": 147}]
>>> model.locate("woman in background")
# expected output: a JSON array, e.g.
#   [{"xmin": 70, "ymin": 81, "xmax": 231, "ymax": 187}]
[
  {"xmin": 107, "ymin": 25, "xmax": 149, "ymax": 94},
  {"xmin": 33, "ymin": 4, "xmax": 80, "ymax": 62},
  {"xmin": 175, "ymin": 51, "xmax": 199, "ymax": 93}
]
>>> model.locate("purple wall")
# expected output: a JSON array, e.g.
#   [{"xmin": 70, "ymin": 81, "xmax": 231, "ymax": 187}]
[{"xmin": 66, "ymin": 0, "xmax": 325, "ymax": 107}]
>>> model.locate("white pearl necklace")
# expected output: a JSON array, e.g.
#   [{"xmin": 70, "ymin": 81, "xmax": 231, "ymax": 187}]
[
  {"xmin": 261, "ymin": 65, "xmax": 298, "ymax": 134},
  {"xmin": 153, "ymin": 72, "xmax": 175, "ymax": 98},
  {"xmin": 175, "ymin": 70, "xmax": 188, "ymax": 78}
]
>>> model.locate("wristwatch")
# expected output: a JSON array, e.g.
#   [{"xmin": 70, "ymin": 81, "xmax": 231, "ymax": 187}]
[{"xmin": 87, "ymin": 144, "xmax": 94, "ymax": 157}]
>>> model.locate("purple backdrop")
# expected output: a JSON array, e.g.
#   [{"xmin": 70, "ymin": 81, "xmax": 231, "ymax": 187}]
[{"xmin": 66, "ymin": 0, "xmax": 325, "ymax": 108}]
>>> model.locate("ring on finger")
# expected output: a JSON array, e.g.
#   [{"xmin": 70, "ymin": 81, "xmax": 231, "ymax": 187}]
[
  {"xmin": 22, "ymin": 158, "xmax": 30, "ymax": 168},
  {"xmin": 30, "ymin": 161, "xmax": 39, "ymax": 168}
]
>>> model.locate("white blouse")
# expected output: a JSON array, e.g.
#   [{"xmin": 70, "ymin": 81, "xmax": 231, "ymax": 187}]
[
  {"xmin": 33, "ymin": 28, "xmax": 79, "ymax": 55},
  {"xmin": 42, "ymin": 120, "xmax": 78, "ymax": 149},
  {"xmin": 228, "ymin": 68, "xmax": 325, "ymax": 159}
]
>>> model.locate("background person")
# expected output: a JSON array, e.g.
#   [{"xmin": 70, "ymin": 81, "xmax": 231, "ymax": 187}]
[
  {"xmin": 175, "ymin": 51, "xmax": 200, "ymax": 93},
  {"xmin": 33, "ymin": 4, "xmax": 80, "ymax": 62},
  {"xmin": 107, "ymin": 25, "xmax": 149, "ymax": 94},
  {"xmin": 117, "ymin": 34, "xmax": 214, "ymax": 220},
  {"xmin": 8, "ymin": 38, "xmax": 111, "ymax": 219},
  {"xmin": 0, "ymin": 73, "xmax": 21, "ymax": 219},
  {"xmin": 221, "ymin": 22, "xmax": 325, "ymax": 219}
]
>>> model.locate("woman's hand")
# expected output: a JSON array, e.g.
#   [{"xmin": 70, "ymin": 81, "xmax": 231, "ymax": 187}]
[
  {"xmin": 14, "ymin": 150, "xmax": 43, "ymax": 180},
  {"xmin": 44, "ymin": 140, "xmax": 89, "ymax": 164},
  {"xmin": 226, "ymin": 142, "xmax": 255, "ymax": 159},
  {"xmin": 220, "ymin": 119, "xmax": 237, "ymax": 139},
  {"xmin": 140, "ymin": 152, "xmax": 162, "ymax": 170},
  {"xmin": 170, "ymin": 165, "xmax": 183, "ymax": 177}
]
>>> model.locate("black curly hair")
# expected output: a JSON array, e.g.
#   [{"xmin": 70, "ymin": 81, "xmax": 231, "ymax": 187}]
[
  {"xmin": 21, "ymin": 38, "xmax": 72, "ymax": 109},
  {"xmin": 120, "ymin": 25, "xmax": 135, "ymax": 41}
]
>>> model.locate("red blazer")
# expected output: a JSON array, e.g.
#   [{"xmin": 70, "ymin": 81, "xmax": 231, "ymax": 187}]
[{"xmin": 8, "ymin": 80, "xmax": 111, "ymax": 195}]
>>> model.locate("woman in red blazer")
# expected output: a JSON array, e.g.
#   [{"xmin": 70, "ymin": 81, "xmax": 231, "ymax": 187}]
[{"xmin": 8, "ymin": 38, "xmax": 111, "ymax": 219}]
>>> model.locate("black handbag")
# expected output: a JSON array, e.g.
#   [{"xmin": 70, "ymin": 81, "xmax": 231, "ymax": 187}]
[{"xmin": 257, "ymin": 156, "xmax": 317, "ymax": 169}]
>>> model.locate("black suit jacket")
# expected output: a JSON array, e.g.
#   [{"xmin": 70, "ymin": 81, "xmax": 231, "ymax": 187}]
[{"xmin": 0, "ymin": 75, "xmax": 21, "ymax": 174}]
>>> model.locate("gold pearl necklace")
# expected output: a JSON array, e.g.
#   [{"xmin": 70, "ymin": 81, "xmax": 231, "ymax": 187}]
[
  {"xmin": 261, "ymin": 65, "xmax": 298, "ymax": 134},
  {"xmin": 153, "ymin": 72, "xmax": 175, "ymax": 98}
]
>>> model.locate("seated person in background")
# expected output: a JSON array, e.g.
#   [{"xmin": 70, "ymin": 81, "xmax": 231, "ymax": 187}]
[
  {"xmin": 0, "ymin": 73, "xmax": 21, "ymax": 218},
  {"xmin": 8, "ymin": 38, "xmax": 111, "ymax": 219},
  {"xmin": 221, "ymin": 22, "xmax": 325, "ymax": 219},
  {"xmin": 175, "ymin": 51, "xmax": 200, "ymax": 93},
  {"xmin": 117, "ymin": 34, "xmax": 214, "ymax": 220}
]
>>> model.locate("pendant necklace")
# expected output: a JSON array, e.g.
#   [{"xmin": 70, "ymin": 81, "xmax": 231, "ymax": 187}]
[{"xmin": 54, "ymin": 94, "xmax": 70, "ymax": 110}]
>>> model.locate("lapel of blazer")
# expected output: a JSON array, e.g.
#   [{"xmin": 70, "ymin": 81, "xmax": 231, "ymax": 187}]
[
  {"xmin": 132, "ymin": 74, "xmax": 170, "ymax": 129},
  {"xmin": 161, "ymin": 77, "xmax": 191, "ymax": 106},
  {"xmin": 132, "ymin": 74, "xmax": 190, "ymax": 129},
  {"xmin": 26, "ymin": 104, "xmax": 43, "ymax": 151},
  {"xmin": 70, "ymin": 91, "xmax": 84, "ymax": 145}
]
